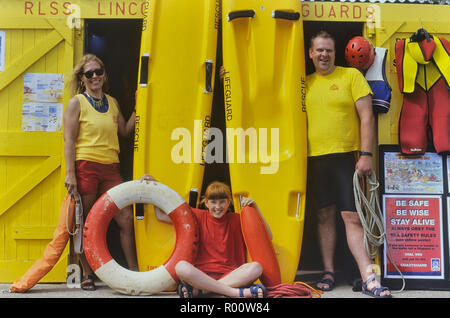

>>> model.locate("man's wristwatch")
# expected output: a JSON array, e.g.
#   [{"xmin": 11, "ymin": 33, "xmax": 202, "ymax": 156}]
[{"xmin": 359, "ymin": 151, "xmax": 373, "ymax": 157}]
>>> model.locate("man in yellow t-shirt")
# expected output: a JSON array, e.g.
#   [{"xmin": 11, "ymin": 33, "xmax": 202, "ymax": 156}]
[{"xmin": 305, "ymin": 31, "xmax": 391, "ymax": 298}]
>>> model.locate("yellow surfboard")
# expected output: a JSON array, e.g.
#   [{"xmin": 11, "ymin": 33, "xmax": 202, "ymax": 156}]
[
  {"xmin": 222, "ymin": 0, "xmax": 307, "ymax": 283},
  {"xmin": 133, "ymin": 0, "xmax": 219, "ymax": 272}
]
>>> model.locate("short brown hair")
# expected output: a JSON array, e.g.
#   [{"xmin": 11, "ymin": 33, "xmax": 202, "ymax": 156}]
[{"xmin": 310, "ymin": 31, "xmax": 335, "ymax": 49}]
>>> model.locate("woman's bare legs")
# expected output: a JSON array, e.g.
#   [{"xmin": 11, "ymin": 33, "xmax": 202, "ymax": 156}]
[{"xmin": 114, "ymin": 206, "xmax": 138, "ymax": 271}]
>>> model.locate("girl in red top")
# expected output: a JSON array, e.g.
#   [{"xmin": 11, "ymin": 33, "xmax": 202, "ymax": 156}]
[{"xmin": 143, "ymin": 175, "xmax": 270, "ymax": 298}]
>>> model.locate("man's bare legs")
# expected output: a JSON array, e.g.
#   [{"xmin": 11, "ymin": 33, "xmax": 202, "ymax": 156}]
[
  {"xmin": 341, "ymin": 212, "xmax": 390, "ymax": 297},
  {"xmin": 316, "ymin": 205, "xmax": 337, "ymax": 290},
  {"xmin": 316, "ymin": 206, "xmax": 391, "ymax": 297}
]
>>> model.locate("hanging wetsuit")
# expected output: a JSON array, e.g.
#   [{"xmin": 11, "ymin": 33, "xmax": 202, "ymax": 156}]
[
  {"xmin": 365, "ymin": 47, "xmax": 391, "ymax": 114},
  {"xmin": 395, "ymin": 31, "xmax": 450, "ymax": 155}
]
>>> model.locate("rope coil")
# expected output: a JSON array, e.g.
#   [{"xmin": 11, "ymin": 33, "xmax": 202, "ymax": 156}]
[
  {"xmin": 353, "ymin": 171, "xmax": 385, "ymax": 259},
  {"xmin": 66, "ymin": 192, "xmax": 84, "ymax": 254},
  {"xmin": 353, "ymin": 170, "xmax": 405, "ymax": 293},
  {"xmin": 266, "ymin": 282, "xmax": 323, "ymax": 298}
]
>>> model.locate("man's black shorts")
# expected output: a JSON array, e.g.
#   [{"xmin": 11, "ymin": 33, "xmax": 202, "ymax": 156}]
[{"xmin": 307, "ymin": 152, "xmax": 357, "ymax": 212}]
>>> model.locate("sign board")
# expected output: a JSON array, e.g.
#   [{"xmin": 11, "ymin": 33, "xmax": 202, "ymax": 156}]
[
  {"xmin": 380, "ymin": 145, "xmax": 450, "ymax": 289},
  {"xmin": 0, "ymin": 30, "xmax": 4, "ymax": 71},
  {"xmin": 383, "ymin": 194, "xmax": 444, "ymax": 279},
  {"xmin": 383, "ymin": 151, "xmax": 444, "ymax": 194}
]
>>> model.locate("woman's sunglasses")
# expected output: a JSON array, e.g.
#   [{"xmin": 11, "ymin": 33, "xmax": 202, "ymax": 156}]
[{"xmin": 83, "ymin": 68, "xmax": 104, "ymax": 79}]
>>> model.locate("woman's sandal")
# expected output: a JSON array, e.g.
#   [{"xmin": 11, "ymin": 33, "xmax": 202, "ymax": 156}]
[
  {"xmin": 316, "ymin": 271, "xmax": 335, "ymax": 291},
  {"xmin": 239, "ymin": 284, "xmax": 267, "ymax": 298},
  {"xmin": 80, "ymin": 274, "xmax": 96, "ymax": 291},
  {"xmin": 362, "ymin": 275, "xmax": 392, "ymax": 298}
]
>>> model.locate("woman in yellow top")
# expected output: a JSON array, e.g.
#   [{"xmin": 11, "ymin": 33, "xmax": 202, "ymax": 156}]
[{"xmin": 63, "ymin": 54, "xmax": 137, "ymax": 290}]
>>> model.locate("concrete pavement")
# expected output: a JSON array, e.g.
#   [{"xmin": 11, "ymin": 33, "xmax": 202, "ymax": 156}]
[
  {"xmin": 1, "ymin": 272, "xmax": 449, "ymax": 317},
  {"xmin": 1, "ymin": 270, "xmax": 449, "ymax": 298}
]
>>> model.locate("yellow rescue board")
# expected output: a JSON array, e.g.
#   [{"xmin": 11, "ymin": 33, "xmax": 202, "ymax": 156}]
[
  {"xmin": 133, "ymin": 0, "xmax": 219, "ymax": 272},
  {"xmin": 222, "ymin": 0, "xmax": 307, "ymax": 283}
]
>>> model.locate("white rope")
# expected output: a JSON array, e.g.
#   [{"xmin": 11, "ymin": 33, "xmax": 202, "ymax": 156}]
[
  {"xmin": 353, "ymin": 170, "xmax": 405, "ymax": 293},
  {"xmin": 353, "ymin": 171, "xmax": 385, "ymax": 258},
  {"xmin": 66, "ymin": 192, "xmax": 84, "ymax": 254}
]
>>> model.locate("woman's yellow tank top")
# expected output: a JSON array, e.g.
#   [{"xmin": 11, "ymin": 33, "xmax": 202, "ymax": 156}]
[{"xmin": 75, "ymin": 93, "xmax": 120, "ymax": 164}]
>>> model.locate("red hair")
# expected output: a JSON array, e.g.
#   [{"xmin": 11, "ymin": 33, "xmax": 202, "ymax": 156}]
[{"xmin": 200, "ymin": 181, "xmax": 232, "ymax": 210}]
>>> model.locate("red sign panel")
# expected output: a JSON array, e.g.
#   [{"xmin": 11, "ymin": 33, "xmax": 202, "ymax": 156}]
[{"xmin": 383, "ymin": 195, "xmax": 444, "ymax": 279}]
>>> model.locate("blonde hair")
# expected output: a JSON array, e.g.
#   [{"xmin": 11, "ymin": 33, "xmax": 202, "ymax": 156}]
[
  {"xmin": 69, "ymin": 54, "xmax": 108, "ymax": 95},
  {"xmin": 200, "ymin": 181, "xmax": 233, "ymax": 210}
]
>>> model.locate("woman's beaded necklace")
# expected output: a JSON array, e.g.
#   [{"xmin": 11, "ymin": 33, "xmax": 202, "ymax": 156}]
[{"xmin": 83, "ymin": 92, "xmax": 109, "ymax": 113}]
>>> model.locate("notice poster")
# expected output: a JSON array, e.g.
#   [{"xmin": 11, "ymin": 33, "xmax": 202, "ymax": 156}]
[
  {"xmin": 0, "ymin": 30, "xmax": 5, "ymax": 71},
  {"xmin": 383, "ymin": 195, "xmax": 444, "ymax": 279},
  {"xmin": 23, "ymin": 72, "xmax": 64, "ymax": 103},
  {"xmin": 447, "ymin": 157, "xmax": 450, "ymax": 193},
  {"xmin": 21, "ymin": 73, "xmax": 64, "ymax": 132},
  {"xmin": 21, "ymin": 102, "xmax": 63, "ymax": 132},
  {"xmin": 448, "ymin": 197, "xmax": 450, "ymax": 262},
  {"xmin": 384, "ymin": 152, "xmax": 444, "ymax": 194}
]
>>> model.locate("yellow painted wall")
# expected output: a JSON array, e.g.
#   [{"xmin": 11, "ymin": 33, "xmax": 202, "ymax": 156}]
[
  {"xmin": 0, "ymin": 16, "xmax": 75, "ymax": 282},
  {"xmin": 0, "ymin": 0, "xmax": 143, "ymax": 283},
  {"xmin": 0, "ymin": 0, "xmax": 448, "ymax": 283}
]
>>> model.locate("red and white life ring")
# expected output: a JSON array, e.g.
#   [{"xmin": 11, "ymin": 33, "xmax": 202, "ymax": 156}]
[{"xmin": 83, "ymin": 180, "xmax": 199, "ymax": 295}]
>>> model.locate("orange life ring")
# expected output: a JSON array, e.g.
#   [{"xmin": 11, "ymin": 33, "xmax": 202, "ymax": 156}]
[
  {"xmin": 241, "ymin": 206, "xmax": 281, "ymax": 287},
  {"xmin": 83, "ymin": 180, "xmax": 199, "ymax": 295}
]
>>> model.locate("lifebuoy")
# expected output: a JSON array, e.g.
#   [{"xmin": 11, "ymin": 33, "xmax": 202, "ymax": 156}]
[
  {"xmin": 83, "ymin": 180, "xmax": 199, "ymax": 295},
  {"xmin": 241, "ymin": 206, "xmax": 281, "ymax": 287}
]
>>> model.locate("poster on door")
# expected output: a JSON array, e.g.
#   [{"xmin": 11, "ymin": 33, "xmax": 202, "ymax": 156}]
[
  {"xmin": 448, "ymin": 197, "xmax": 450, "ymax": 265},
  {"xmin": 447, "ymin": 156, "xmax": 450, "ymax": 193},
  {"xmin": 383, "ymin": 152, "xmax": 444, "ymax": 194},
  {"xmin": 21, "ymin": 73, "xmax": 64, "ymax": 132},
  {"xmin": 383, "ymin": 194, "xmax": 444, "ymax": 279},
  {"xmin": 0, "ymin": 31, "xmax": 5, "ymax": 71}
]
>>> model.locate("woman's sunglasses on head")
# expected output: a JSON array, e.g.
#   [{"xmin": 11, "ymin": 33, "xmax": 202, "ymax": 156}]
[{"xmin": 83, "ymin": 68, "xmax": 104, "ymax": 79}]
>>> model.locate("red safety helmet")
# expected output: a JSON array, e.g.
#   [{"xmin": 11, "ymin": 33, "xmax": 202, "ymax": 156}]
[{"xmin": 345, "ymin": 36, "xmax": 375, "ymax": 71}]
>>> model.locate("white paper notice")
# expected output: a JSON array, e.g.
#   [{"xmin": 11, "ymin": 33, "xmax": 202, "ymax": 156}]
[
  {"xmin": 0, "ymin": 31, "xmax": 5, "ymax": 71},
  {"xmin": 22, "ymin": 73, "xmax": 64, "ymax": 132},
  {"xmin": 22, "ymin": 102, "xmax": 63, "ymax": 132}
]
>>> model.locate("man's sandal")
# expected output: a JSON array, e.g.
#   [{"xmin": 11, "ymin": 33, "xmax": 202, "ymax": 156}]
[
  {"xmin": 362, "ymin": 276, "xmax": 392, "ymax": 298},
  {"xmin": 316, "ymin": 271, "xmax": 335, "ymax": 291}
]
